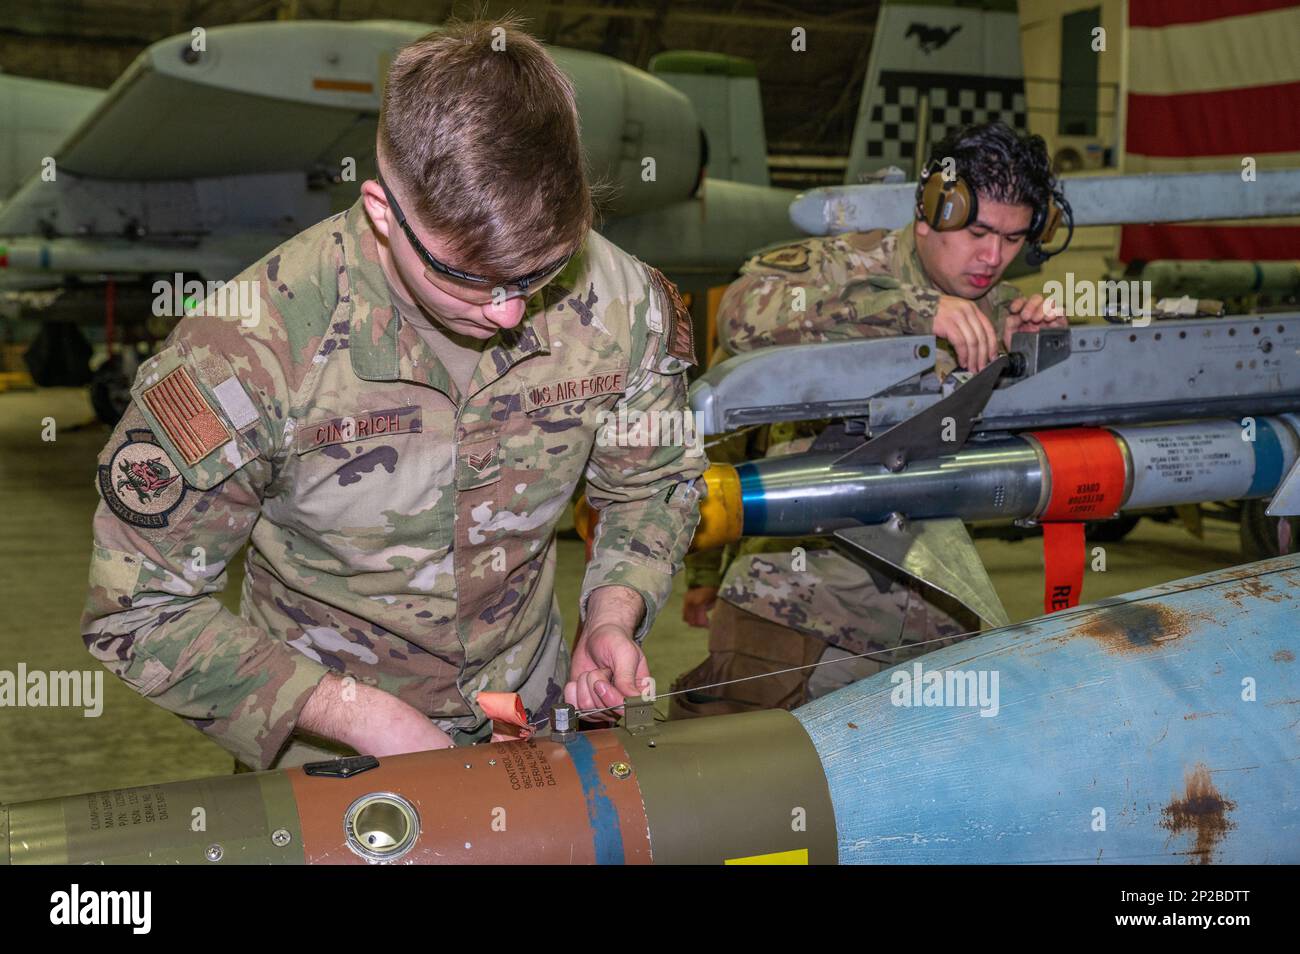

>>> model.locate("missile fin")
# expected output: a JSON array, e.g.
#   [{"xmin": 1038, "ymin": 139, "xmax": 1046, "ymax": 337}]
[
  {"xmin": 1267, "ymin": 457, "xmax": 1300, "ymax": 517},
  {"xmin": 1175, "ymin": 504, "xmax": 1204, "ymax": 539},
  {"xmin": 833, "ymin": 517, "xmax": 1010, "ymax": 629},
  {"xmin": 833, "ymin": 355, "xmax": 1008, "ymax": 470}
]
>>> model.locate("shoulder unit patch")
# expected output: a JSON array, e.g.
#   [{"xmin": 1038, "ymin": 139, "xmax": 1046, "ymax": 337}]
[{"xmin": 98, "ymin": 429, "xmax": 190, "ymax": 529}]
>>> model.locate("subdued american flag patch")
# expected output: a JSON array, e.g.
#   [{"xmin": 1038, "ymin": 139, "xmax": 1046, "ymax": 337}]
[{"xmin": 141, "ymin": 366, "xmax": 230, "ymax": 466}]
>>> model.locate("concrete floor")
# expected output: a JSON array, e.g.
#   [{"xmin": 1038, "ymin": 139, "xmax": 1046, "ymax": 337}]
[{"xmin": 0, "ymin": 386, "xmax": 1246, "ymax": 805}]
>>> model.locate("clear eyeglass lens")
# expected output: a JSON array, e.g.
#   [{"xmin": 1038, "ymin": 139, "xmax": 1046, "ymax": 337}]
[{"xmin": 427, "ymin": 269, "xmax": 558, "ymax": 305}]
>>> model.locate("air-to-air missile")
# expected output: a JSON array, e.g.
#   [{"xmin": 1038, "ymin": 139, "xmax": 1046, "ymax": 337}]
[
  {"xmin": 4, "ymin": 552, "xmax": 1297, "ymax": 864},
  {"xmin": 687, "ymin": 313, "xmax": 1300, "ymax": 626}
]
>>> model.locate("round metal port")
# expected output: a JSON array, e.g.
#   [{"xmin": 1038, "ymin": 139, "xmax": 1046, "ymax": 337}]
[{"xmin": 344, "ymin": 792, "xmax": 420, "ymax": 862}]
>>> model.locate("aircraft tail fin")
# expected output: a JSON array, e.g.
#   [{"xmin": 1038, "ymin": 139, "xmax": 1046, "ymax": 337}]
[{"xmin": 846, "ymin": 1, "xmax": 1026, "ymax": 185}]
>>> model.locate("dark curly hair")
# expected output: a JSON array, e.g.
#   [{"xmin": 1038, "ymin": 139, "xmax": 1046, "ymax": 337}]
[{"xmin": 917, "ymin": 121, "xmax": 1056, "ymax": 215}]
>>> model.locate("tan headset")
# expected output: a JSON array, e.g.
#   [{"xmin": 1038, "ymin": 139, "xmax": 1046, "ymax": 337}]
[{"xmin": 916, "ymin": 159, "xmax": 1065, "ymax": 248}]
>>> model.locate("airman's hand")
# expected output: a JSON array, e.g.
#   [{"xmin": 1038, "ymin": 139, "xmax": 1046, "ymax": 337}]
[
  {"xmin": 1003, "ymin": 294, "xmax": 1068, "ymax": 348},
  {"xmin": 933, "ymin": 295, "xmax": 999, "ymax": 372},
  {"xmin": 565, "ymin": 623, "xmax": 652, "ymax": 724},
  {"xmin": 683, "ymin": 586, "xmax": 719, "ymax": 628}
]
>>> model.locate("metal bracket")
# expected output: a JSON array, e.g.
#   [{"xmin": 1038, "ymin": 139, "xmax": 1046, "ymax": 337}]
[
  {"xmin": 833, "ymin": 354, "xmax": 1009, "ymax": 470},
  {"xmin": 302, "ymin": 755, "xmax": 380, "ymax": 779},
  {"xmin": 1006, "ymin": 328, "xmax": 1071, "ymax": 378},
  {"xmin": 688, "ymin": 336, "xmax": 935, "ymax": 434},
  {"xmin": 622, "ymin": 697, "xmax": 659, "ymax": 737}
]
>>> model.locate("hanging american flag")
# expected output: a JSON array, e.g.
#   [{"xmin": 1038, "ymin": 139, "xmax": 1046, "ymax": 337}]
[{"xmin": 1121, "ymin": 0, "xmax": 1300, "ymax": 262}]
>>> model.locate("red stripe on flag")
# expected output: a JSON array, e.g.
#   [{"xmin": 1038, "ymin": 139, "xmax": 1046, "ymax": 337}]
[
  {"xmin": 1127, "ymin": 83, "xmax": 1300, "ymax": 157},
  {"xmin": 150, "ymin": 381, "xmax": 202, "ymax": 462},
  {"xmin": 166, "ymin": 376, "xmax": 203, "ymax": 423},
  {"xmin": 1119, "ymin": 224, "xmax": 1300, "ymax": 262},
  {"xmin": 153, "ymin": 380, "xmax": 193, "ymax": 454},
  {"xmin": 163, "ymin": 377, "xmax": 207, "ymax": 459},
  {"xmin": 1130, "ymin": 0, "xmax": 1299, "ymax": 28}
]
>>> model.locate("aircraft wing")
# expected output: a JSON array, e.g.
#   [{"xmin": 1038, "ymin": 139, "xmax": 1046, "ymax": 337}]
[
  {"xmin": 0, "ymin": 19, "xmax": 713, "ymax": 290},
  {"xmin": 55, "ymin": 21, "xmax": 411, "ymax": 181}
]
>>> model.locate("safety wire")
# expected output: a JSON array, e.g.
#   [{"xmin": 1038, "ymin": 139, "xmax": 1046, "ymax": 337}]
[
  {"xmin": 548, "ymin": 555, "xmax": 1299, "ymax": 725},
  {"xmin": 703, "ymin": 424, "xmax": 760, "ymax": 449},
  {"xmin": 564, "ymin": 618, "xmax": 975, "ymax": 724}
]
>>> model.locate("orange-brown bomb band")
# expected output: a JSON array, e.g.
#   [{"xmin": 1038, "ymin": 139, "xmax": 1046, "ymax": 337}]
[
  {"xmin": 287, "ymin": 730, "xmax": 651, "ymax": 864},
  {"xmin": 3, "ymin": 710, "xmax": 837, "ymax": 865}
]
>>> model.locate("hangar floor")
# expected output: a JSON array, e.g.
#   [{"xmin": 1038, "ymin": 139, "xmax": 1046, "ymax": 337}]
[{"xmin": 0, "ymin": 387, "xmax": 1246, "ymax": 805}]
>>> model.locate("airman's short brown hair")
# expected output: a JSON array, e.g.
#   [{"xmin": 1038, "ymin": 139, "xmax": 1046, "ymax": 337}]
[{"xmin": 379, "ymin": 16, "xmax": 593, "ymax": 279}]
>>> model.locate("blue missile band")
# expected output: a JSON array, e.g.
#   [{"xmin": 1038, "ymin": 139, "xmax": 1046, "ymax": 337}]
[
  {"xmin": 565, "ymin": 734, "xmax": 625, "ymax": 864},
  {"xmin": 1248, "ymin": 418, "xmax": 1285, "ymax": 498},
  {"xmin": 736, "ymin": 461, "xmax": 767, "ymax": 535}
]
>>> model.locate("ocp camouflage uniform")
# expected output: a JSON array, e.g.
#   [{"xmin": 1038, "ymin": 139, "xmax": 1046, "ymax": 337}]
[
  {"xmin": 674, "ymin": 221, "xmax": 1019, "ymax": 716},
  {"xmin": 83, "ymin": 197, "xmax": 705, "ymax": 769}
]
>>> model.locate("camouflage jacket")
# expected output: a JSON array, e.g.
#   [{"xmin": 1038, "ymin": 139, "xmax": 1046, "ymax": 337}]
[
  {"xmin": 686, "ymin": 221, "xmax": 1019, "ymax": 589},
  {"xmin": 83, "ymin": 197, "xmax": 704, "ymax": 769}
]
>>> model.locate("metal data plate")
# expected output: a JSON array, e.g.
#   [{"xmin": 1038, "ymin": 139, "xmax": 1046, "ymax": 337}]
[
  {"xmin": 871, "ymin": 314, "xmax": 1300, "ymax": 432},
  {"xmin": 689, "ymin": 336, "xmax": 935, "ymax": 435}
]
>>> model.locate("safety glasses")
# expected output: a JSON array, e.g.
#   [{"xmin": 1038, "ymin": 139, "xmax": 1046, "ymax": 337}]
[{"xmin": 378, "ymin": 177, "xmax": 572, "ymax": 305}]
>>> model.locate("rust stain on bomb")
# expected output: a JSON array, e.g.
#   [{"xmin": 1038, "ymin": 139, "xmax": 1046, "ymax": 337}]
[
  {"xmin": 1066, "ymin": 602, "xmax": 1206, "ymax": 655},
  {"xmin": 1159, "ymin": 764, "xmax": 1236, "ymax": 864},
  {"xmin": 1223, "ymin": 578, "xmax": 1288, "ymax": 608}
]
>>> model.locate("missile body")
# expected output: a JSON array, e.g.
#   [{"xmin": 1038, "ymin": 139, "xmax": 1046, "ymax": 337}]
[
  {"xmin": 698, "ymin": 416, "xmax": 1300, "ymax": 544},
  {"xmin": 4, "ymin": 555, "xmax": 1298, "ymax": 864}
]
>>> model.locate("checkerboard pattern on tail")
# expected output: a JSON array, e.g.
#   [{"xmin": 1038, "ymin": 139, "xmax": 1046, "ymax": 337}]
[{"xmin": 859, "ymin": 70, "xmax": 1027, "ymax": 162}]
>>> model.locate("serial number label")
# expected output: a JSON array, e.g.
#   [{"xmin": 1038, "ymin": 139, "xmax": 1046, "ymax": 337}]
[
  {"xmin": 85, "ymin": 786, "xmax": 171, "ymax": 831},
  {"xmin": 499, "ymin": 741, "xmax": 557, "ymax": 793}
]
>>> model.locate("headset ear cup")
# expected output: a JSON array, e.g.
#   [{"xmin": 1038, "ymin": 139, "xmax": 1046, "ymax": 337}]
[
  {"xmin": 1038, "ymin": 200, "xmax": 1064, "ymax": 245},
  {"xmin": 1029, "ymin": 204, "xmax": 1045, "ymax": 242},
  {"xmin": 938, "ymin": 179, "xmax": 974, "ymax": 231},
  {"xmin": 919, "ymin": 167, "xmax": 976, "ymax": 231},
  {"xmin": 920, "ymin": 172, "xmax": 944, "ymax": 227},
  {"xmin": 934, "ymin": 182, "xmax": 953, "ymax": 228}
]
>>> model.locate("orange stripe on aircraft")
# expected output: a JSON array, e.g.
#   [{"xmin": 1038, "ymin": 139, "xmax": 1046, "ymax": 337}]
[{"xmin": 312, "ymin": 78, "xmax": 374, "ymax": 93}]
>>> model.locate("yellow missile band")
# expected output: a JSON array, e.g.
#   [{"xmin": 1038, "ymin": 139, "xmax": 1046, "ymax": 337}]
[
  {"xmin": 692, "ymin": 462, "xmax": 743, "ymax": 552},
  {"xmin": 573, "ymin": 494, "xmax": 596, "ymax": 543},
  {"xmin": 572, "ymin": 463, "xmax": 742, "ymax": 551}
]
